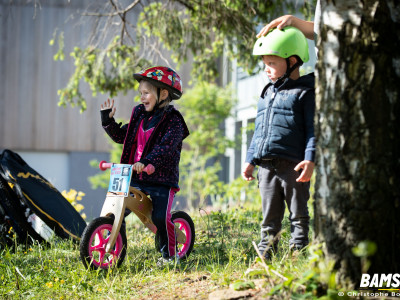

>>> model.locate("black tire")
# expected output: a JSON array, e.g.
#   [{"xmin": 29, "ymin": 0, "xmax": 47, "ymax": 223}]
[
  {"xmin": 155, "ymin": 210, "xmax": 195, "ymax": 260},
  {"xmin": 80, "ymin": 217, "xmax": 127, "ymax": 270},
  {"xmin": 0, "ymin": 175, "xmax": 45, "ymax": 245}
]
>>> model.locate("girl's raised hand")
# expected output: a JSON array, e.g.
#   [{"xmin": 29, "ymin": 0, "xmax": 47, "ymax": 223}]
[{"xmin": 100, "ymin": 98, "xmax": 116, "ymax": 118}]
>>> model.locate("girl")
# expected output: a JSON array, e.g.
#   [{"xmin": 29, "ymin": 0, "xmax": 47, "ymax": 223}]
[{"xmin": 100, "ymin": 66, "xmax": 189, "ymax": 265}]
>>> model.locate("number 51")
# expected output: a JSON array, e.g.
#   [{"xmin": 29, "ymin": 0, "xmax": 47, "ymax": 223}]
[{"xmin": 112, "ymin": 178, "xmax": 124, "ymax": 191}]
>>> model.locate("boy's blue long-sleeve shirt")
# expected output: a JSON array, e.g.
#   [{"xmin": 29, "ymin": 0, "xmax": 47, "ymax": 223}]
[{"xmin": 245, "ymin": 73, "xmax": 315, "ymax": 165}]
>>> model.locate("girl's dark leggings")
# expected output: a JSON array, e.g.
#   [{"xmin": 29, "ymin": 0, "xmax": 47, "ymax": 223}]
[{"xmin": 127, "ymin": 182, "xmax": 179, "ymax": 258}]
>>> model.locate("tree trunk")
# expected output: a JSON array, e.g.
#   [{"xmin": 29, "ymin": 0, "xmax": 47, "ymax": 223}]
[{"xmin": 314, "ymin": 0, "xmax": 400, "ymax": 288}]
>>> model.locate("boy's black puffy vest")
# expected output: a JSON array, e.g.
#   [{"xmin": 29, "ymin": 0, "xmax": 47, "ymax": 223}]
[{"xmin": 252, "ymin": 74, "xmax": 315, "ymax": 163}]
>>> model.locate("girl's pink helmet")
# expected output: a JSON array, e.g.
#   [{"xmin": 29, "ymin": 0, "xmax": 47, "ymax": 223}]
[{"xmin": 133, "ymin": 66, "xmax": 183, "ymax": 100}]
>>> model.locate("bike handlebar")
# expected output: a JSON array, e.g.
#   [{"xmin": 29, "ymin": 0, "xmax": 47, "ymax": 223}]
[
  {"xmin": 99, "ymin": 161, "xmax": 155, "ymax": 175},
  {"xmin": 99, "ymin": 161, "xmax": 113, "ymax": 171}
]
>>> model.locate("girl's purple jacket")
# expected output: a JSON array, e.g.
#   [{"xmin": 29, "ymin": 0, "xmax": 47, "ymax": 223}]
[{"xmin": 103, "ymin": 104, "xmax": 189, "ymax": 188}]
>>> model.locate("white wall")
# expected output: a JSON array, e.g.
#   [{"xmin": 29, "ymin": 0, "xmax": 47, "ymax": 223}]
[{"xmin": 17, "ymin": 151, "xmax": 69, "ymax": 191}]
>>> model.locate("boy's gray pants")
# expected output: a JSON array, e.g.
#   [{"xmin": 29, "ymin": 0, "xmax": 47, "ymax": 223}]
[{"xmin": 257, "ymin": 158, "xmax": 310, "ymax": 253}]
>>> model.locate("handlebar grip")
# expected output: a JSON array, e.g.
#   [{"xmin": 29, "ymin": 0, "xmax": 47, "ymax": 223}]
[
  {"xmin": 143, "ymin": 164, "xmax": 155, "ymax": 175},
  {"xmin": 99, "ymin": 160, "xmax": 113, "ymax": 171},
  {"xmin": 99, "ymin": 161, "xmax": 155, "ymax": 174}
]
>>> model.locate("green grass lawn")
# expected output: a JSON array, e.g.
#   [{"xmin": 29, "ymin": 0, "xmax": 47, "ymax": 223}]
[{"xmin": 0, "ymin": 203, "xmax": 337, "ymax": 299}]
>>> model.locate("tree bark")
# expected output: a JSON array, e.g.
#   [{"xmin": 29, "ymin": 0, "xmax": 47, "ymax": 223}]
[{"xmin": 314, "ymin": 0, "xmax": 400, "ymax": 288}]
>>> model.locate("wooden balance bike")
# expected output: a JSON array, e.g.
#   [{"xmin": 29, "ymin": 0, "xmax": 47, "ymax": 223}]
[{"xmin": 79, "ymin": 161, "xmax": 195, "ymax": 270}]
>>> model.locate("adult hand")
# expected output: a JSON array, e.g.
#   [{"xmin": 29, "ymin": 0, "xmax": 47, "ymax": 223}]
[
  {"xmin": 294, "ymin": 160, "xmax": 315, "ymax": 182},
  {"xmin": 257, "ymin": 15, "xmax": 295, "ymax": 38},
  {"xmin": 242, "ymin": 163, "xmax": 255, "ymax": 181},
  {"xmin": 100, "ymin": 98, "xmax": 116, "ymax": 118},
  {"xmin": 257, "ymin": 15, "xmax": 315, "ymax": 40}
]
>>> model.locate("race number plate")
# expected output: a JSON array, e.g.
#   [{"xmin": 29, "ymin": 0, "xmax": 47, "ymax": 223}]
[{"xmin": 107, "ymin": 164, "xmax": 133, "ymax": 196}]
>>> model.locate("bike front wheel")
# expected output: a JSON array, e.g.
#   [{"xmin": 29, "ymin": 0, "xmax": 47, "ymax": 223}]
[{"xmin": 79, "ymin": 216, "xmax": 127, "ymax": 270}]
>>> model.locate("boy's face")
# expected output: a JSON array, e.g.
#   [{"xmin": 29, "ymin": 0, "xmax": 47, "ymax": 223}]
[
  {"xmin": 139, "ymin": 81, "xmax": 158, "ymax": 111},
  {"xmin": 262, "ymin": 55, "xmax": 287, "ymax": 83}
]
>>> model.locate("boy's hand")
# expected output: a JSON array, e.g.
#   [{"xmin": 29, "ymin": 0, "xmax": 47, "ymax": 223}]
[
  {"xmin": 132, "ymin": 162, "xmax": 145, "ymax": 174},
  {"xmin": 242, "ymin": 163, "xmax": 255, "ymax": 181},
  {"xmin": 294, "ymin": 160, "xmax": 315, "ymax": 182},
  {"xmin": 101, "ymin": 98, "xmax": 116, "ymax": 118}
]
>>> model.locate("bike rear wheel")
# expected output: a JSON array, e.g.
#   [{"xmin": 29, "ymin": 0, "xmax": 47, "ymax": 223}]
[{"xmin": 155, "ymin": 211, "xmax": 195, "ymax": 260}]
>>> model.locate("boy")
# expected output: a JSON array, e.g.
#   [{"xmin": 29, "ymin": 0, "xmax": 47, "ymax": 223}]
[{"xmin": 242, "ymin": 27, "xmax": 315, "ymax": 259}]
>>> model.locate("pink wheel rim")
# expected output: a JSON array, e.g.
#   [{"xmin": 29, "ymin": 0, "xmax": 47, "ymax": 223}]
[
  {"xmin": 88, "ymin": 224, "xmax": 123, "ymax": 269},
  {"xmin": 174, "ymin": 217, "xmax": 192, "ymax": 258}
]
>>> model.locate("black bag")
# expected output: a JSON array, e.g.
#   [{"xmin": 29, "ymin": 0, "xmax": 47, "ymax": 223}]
[
  {"xmin": 0, "ymin": 199, "xmax": 14, "ymax": 247},
  {"xmin": 0, "ymin": 149, "xmax": 87, "ymax": 241},
  {"xmin": 0, "ymin": 175, "xmax": 45, "ymax": 245}
]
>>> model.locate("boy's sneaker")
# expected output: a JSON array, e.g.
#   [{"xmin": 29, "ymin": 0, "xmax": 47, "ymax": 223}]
[
  {"xmin": 290, "ymin": 244, "xmax": 307, "ymax": 252},
  {"xmin": 156, "ymin": 253, "xmax": 180, "ymax": 267},
  {"xmin": 259, "ymin": 243, "xmax": 278, "ymax": 261},
  {"xmin": 290, "ymin": 244, "xmax": 308, "ymax": 258},
  {"xmin": 263, "ymin": 251, "xmax": 273, "ymax": 261},
  {"xmin": 259, "ymin": 247, "xmax": 277, "ymax": 261}
]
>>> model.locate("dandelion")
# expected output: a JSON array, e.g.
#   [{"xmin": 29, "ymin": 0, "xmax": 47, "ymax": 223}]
[
  {"xmin": 60, "ymin": 279, "xmax": 65, "ymax": 284},
  {"xmin": 74, "ymin": 204, "xmax": 84, "ymax": 212},
  {"xmin": 76, "ymin": 191, "xmax": 85, "ymax": 200},
  {"xmin": 29, "ymin": 248, "xmax": 33, "ymax": 251},
  {"xmin": 62, "ymin": 189, "xmax": 77, "ymax": 202},
  {"xmin": 46, "ymin": 282, "xmax": 53, "ymax": 288},
  {"xmin": 62, "ymin": 189, "xmax": 86, "ymax": 216}
]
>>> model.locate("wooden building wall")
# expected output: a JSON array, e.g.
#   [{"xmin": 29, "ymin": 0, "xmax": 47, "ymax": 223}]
[{"xmin": 0, "ymin": 1, "xmax": 189, "ymax": 153}]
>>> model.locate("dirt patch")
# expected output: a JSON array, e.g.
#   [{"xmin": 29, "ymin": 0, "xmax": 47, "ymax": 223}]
[
  {"xmin": 135, "ymin": 274, "xmax": 216, "ymax": 299},
  {"xmin": 134, "ymin": 276, "xmax": 275, "ymax": 300}
]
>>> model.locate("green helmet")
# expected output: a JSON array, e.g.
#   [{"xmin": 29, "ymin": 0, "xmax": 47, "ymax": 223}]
[{"xmin": 253, "ymin": 26, "xmax": 309, "ymax": 63}]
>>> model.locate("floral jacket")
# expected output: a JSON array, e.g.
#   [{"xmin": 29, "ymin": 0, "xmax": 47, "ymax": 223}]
[{"xmin": 102, "ymin": 104, "xmax": 189, "ymax": 188}]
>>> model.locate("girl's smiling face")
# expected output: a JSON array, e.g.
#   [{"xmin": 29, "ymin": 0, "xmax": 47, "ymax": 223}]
[
  {"xmin": 139, "ymin": 81, "xmax": 158, "ymax": 111},
  {"xmin": 138, "ymin": 80, "xmax": 169, "ymax": 111}
]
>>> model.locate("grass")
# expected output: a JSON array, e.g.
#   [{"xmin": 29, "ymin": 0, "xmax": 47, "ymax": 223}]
[{"xmin": 0, "ymin": 202, "xmax": 333, "ymax": 299}]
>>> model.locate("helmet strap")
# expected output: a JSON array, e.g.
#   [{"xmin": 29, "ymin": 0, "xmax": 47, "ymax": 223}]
[
  {"xmin": 285, "ymin": 57, "xmax": 302, "ymax": 78},
  {"xmin": 275, "ymin": 57, "xmax": 302, "ymax": 85},
  {"xmin": 154, "ymin": 87, "xmax": 167, "ymax": 111},
  {"xmin": 154, "ymin": 87, "xmax": 161, "ymax": 110}
]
